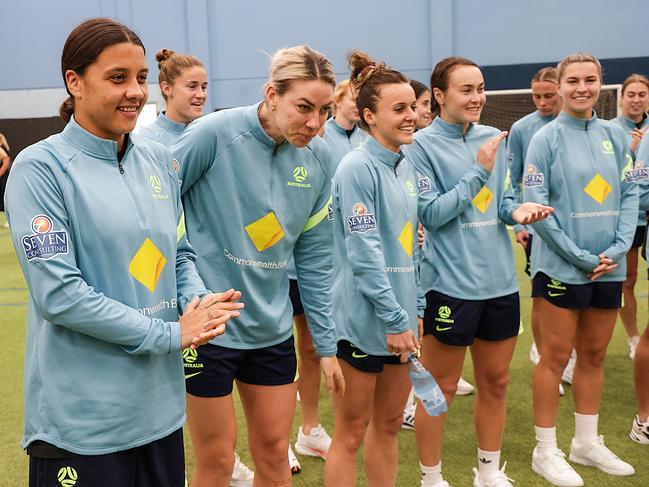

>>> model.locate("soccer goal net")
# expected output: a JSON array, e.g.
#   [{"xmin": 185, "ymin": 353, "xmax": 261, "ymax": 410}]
[{"xmin": 480, "ymin": 85, "xmax": 621, "ymax": 132}]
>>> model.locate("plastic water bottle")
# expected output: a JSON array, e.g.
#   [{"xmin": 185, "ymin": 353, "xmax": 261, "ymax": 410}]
[{"xmin": 407, "ymin": 354, "xmax": 447, "ymax": 416}]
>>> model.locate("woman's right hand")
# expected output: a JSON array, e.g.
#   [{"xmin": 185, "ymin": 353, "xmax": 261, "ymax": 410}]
[
  {"xmin": 385, "ymin": 329, "xmax": 419, "ymax": 356},
  {"xmin": 476, "ymin": 131, "xmax": 508, "ymax": 173},
  {"xmin": 179, "ymin": 292, "xmax": 243, "ymax": 349},
  {"xmin": 589, "ymin": 254, "xmax": 618, "ymax": 281}
]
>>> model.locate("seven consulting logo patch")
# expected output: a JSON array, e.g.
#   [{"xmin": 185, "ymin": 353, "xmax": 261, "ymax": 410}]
[{"xmin": 22, "ymin": 214, "xmax": 69, "ymax": 261}]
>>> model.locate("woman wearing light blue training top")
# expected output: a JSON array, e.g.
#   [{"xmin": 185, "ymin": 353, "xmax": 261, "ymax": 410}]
[
  {"xmin": 325, "ymin": 50, "xmax": 422, "ymax": 487},
  {"xmin": 287, "ymin": 76, "xmax": 368, "ymax": 468},
  {"xmin": 172, "ymin": 45, "xmax": 344, "ymax": 486},
  {"xmin": 408, "ymin": 56, "xmax": 552, "ymax": 487},
  {"xmin": 4, "ymin": 18, "xmax": 241, "ymax": 487},
  {"xmin": 139, "ymin": 48, "xmax": 255, "ymax": 486},
  {"xmin": 139, "ymin": 49, "xmax": 208, "ymax": 147},
  {"xmin": 611, "ymin": 74, "xmax": 649, "ymax": 361},
  {"xmin": 525, "ymin": 53, "xmax": 637, "ymax": 487}
]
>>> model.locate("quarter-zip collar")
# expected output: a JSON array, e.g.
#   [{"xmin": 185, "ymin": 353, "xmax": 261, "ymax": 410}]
[
  {"xmin": 364, "ymin": 134, "xmax": 404, "ymax": 169},
  {"xmin": 433, "ymin": 116, "xmax": 475, "ymax": 140},
  {"xmin": 539, "ymin": 111, "xmax": 557, "ymax": 123},
  {"xmin": 557, "ymin": 111, "xmax": 598, "ymax": 131},
  {"xmin": 156, "ymin": 112, "xmax": 187, "ymax": 135},
  {"xmin": 245, "ymin": 102, "xmax": 283, "ymax": 151},
  {"xmin": 61, "ymin": 116, "xmax": 133, "ymax": 161},
  {"xmin": 329, "ymin": 118, "xmax": 358, "ymax": 138},
  {"xmin": 618, "ymin": 113, "xmax": 648, "ymax": 131}
]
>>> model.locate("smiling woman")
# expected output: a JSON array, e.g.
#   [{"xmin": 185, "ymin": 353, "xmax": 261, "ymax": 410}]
[{"xmin": 5, "ymin": 17, "xmax": 242, "ymax": 487}]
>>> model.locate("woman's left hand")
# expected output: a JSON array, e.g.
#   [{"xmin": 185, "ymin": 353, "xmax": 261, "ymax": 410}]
[
  {"xmin": 320, "ymin": 356, "xmax": 345, "ymax": 396},
  {"xmin": 512, "ymin": 202, "xmax": 554, "ymax": 225}
]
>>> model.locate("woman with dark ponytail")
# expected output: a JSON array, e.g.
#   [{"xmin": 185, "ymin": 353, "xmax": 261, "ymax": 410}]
[
  {"xmin": 325, "ymin": 50, "xmax": 422, "ymax": 486},
  {"xmin": 4, "ymin": 18, "xmax": 241, "ymax": 486}
]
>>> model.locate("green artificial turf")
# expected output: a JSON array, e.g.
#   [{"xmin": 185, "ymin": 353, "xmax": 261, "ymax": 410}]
[{"xmin": 1, "ymin": 213, "xmax": 647, "ymax": 485}]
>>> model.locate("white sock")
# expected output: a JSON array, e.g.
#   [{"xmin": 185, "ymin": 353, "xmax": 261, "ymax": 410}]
[
  {"xmin": 420, "ymin": 462, "xmax": 443, "ymax": 486},
  {"xmin": 477, "ymin": 449, "xmax": 500, "ymax": 479},
  {"xmin": 535, "ymin": 425, "xmax": 557, "ymax": 451},
  {"xmin": 574, "ymin": 412, "xmax": 598, "ymax": 446}
]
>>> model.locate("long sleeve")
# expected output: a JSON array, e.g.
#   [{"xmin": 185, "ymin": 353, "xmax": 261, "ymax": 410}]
[
  {"xmin": 293, "ymin": 153, "xmax": 337, "ymax": 356},
  {"xmin": 407, "ymin": 140, "xmax": 490, "ymax": 231},
  {"xmin": 172, "ymin": 115, "xmax": 218, "ymax": 194},
  {"xmin": 524, "ymin": 135, "xmax": 600, "ymax": 271},
  {"xmin": 336, "ymin": 160, "xmax": 409, "ymax": 334},
  {"xmin": 6, "ymin": 156, "xmax": 181, "ymax": 355}
]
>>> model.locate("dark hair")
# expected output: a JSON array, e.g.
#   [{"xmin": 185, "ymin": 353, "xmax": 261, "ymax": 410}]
[
  {"xmin": 429, "ymin": 56, "xmax": 480, "ymax": 116},
  {"xmin": 348, "ymin": 50, "xmax": 409, "ymax": 131},
  {"xmin": 156, "ymin": 49, "xmax": 205, "ymax": 101},
  {"xmin": 410, "ymin": 79, "xmax": 430, "ymax": 100},
  {"xmin": 60, "ymin": 18, "xmax": 145, "ymax": 122}
]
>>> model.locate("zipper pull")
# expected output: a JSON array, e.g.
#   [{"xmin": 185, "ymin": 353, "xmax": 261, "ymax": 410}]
[{"xmin": 118, "ymin": 161, "xmax": 124, "ymax": 174}]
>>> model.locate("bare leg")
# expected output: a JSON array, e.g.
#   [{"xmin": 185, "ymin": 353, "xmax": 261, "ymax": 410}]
[
  {"xmin": 620, "ymin": 247, "xmax": 640, "ymax": 338},
  {"xmin": 415, "ymin": 335, "xmax": 466, "ymax": 467},
  {"xmin": 471, "ymin": 337, "xmax": 517, "ymax": 451},
  {"xmin": 364, "ymin": 363, "xmax": 412, "ymax": 487},
  {"xmin": 237, "ymin": 382, "xmax": 297, "ymax": 486},
  {"xmin": 295, "ymin": 314, "xmax": 322, "ymax": 433}
]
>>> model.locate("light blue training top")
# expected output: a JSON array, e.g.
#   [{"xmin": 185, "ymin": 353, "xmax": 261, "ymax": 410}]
[
  {"xmin": 4, "ymin": 116, "xmax": 206, "ymax": 455},
  {"xmin": 172, "ymin": 103, "xmax": 337, "ymax": 356},
  {"xmin": 406, "ymin": 116, "xmax": 520, "ymax": 301},
  {"xmin": 524, "ymin": 112, "xmax": 638, "ymax": 284},
  {"xmin": 332, "ymin": 135, "xmax": 423, "ymax": 355}
]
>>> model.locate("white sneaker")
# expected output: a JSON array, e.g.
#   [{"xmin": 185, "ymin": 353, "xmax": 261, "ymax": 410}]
[
  {"xmin": 421, "ymin": 480, "xmax": 450, "ymax": 487},
  {"xmin": 561, "ymin": 350, "xmax": 576, "ymax": 385},
  {"xmin": 568, "ymin": 436, "xmax": 635, "ymax": 476},
  {"xmin": 402, "ymin": 401, "xmax": 416, "ymax": 430},
  {"xmin": 457, "ymin": 377, "xmax": 474, "ymax": 396},
  {"xmin": 288, "ymin": 445, "xmax": 301, "ymax": 474},
  {"xmin": 530, "ymin": 342, "xmax": 540, "ymax": 365},
  {"xmin": 630, "ymin": 415, "xmax": 649, "ymax": 444},
  {"xmin": 472, "ymin": 462, "xmax": 514, "ymax": 486},
  {"xmin": 629, "ymin": 335, "xmax": 640, "ymax": 360},
  {"xmin": 230, "ymin": 453, "xmax": 254, "ymax": 487},
  {"xmin": 294, "ymin": 424, "xmax": 331, "ymax": 460},
  {"xmin": 532, "ymin": 446, "xmax": 584, "ymax": 486}
]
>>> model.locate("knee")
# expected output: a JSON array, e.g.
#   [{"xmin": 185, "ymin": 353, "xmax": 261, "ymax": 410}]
[
  {"xmin": 541, "ymin": 347, "xmax": 572, "ymax": 375},
  {"xmin": 439, "ymin": 378, "xmax": 459, "ymax": 402},
  {"xmin": 576, "ymin": 350, "xmax": 606, "ymax": 370},
  {"xmin": 477, "ymin": 373, "xmax": 509, "ymax": 402},
  {"xmin": 371, "ymin": 413, "xmax": 404, "ymax": 438},
  {"xmin": 336, "ymin": 417, "xmax": 369, "ymax": 453},
  {"xmin": 623, "ymin": 274, "xmax": 637, "ymax": 291},
  {"xmin": 253, "ymin": 436, "xmax": 289, "ymax": 467}
]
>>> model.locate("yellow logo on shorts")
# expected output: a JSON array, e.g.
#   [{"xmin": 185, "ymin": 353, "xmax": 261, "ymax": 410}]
[
  {"xmin": 434, "ymin": 306, "xmax": 454, "ymax": 326},
  {"xmin": 57, "ymin": 467, "xmax": 78, "ymax": 487},
  {"xmin": 183, "ymin": 348, "xmax": 198, "ymax": 364}
]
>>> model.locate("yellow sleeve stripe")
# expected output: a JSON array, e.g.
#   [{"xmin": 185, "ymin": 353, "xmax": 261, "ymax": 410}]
[
  {"xmin": 302, "ymin": 196, "xmax": 332, "ymax": 233},
  {"xmin": 177, "ymin": 212, "xmax": 187, "ymax": 243}
]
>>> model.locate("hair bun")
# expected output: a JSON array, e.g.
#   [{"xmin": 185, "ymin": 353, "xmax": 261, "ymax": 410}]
[{"xmin": 155, "ymin": 48, "xmax": 175, "ymax": 66}]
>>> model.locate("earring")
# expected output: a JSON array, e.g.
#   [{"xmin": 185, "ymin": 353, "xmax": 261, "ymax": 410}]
[{"xmin": 271, "ymin": 104, "xmax": 276, "ymax": 112}]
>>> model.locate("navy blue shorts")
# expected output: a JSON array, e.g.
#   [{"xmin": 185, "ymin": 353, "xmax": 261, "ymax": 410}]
[
  {"xmin": 632, "ymin": 225, "xmax": 646, "ymax": 249},
  {"xmin": 532, "ymin": 272, "xmax": 622, "ymax": 310},
  {"xmin": 423, "ymin": 290, "xmax": 520, "ymax": 346},
  {"xmin": 524, "ymin": 233, "xmax": 534, "ymax": 277},
  {"xmin": 289, "ymin": 279, "xmax": 305, "ymax": 316},
  {"xmin": 184, "ymin": 336, "xmax": 297, "ymax": 397},
  {"xmin": 28, "ymin": 428, "xmax": 184, "ymax": 487},
  {"xmin": 337, "ymin": 340, "xmax": 404, "ymax": 373}
]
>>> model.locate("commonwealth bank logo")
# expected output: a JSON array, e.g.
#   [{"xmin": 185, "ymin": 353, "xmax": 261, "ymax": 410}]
[{"xmin": 57, "ymin": 466, "xmax": 78, "ymax": 486}]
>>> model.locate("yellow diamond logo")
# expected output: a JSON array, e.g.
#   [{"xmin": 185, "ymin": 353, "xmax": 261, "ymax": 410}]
[
  {"xmin": 472, "ymin": 186, "xmax": 494, "ymax": 214},
  {"xmin": 584, "ymin": 173, "xmax": 611, "ymax": 204},
  {"xmin": 245, "ymin": 211, "xmax": 285, "ymax": 252},
  {"xmin": 129, "ymin": 238, "xmax": 167, "ymax": 292},
  {"xmin": 398, "ymin": 220, "xmax": 414, "ymax": 257}
]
